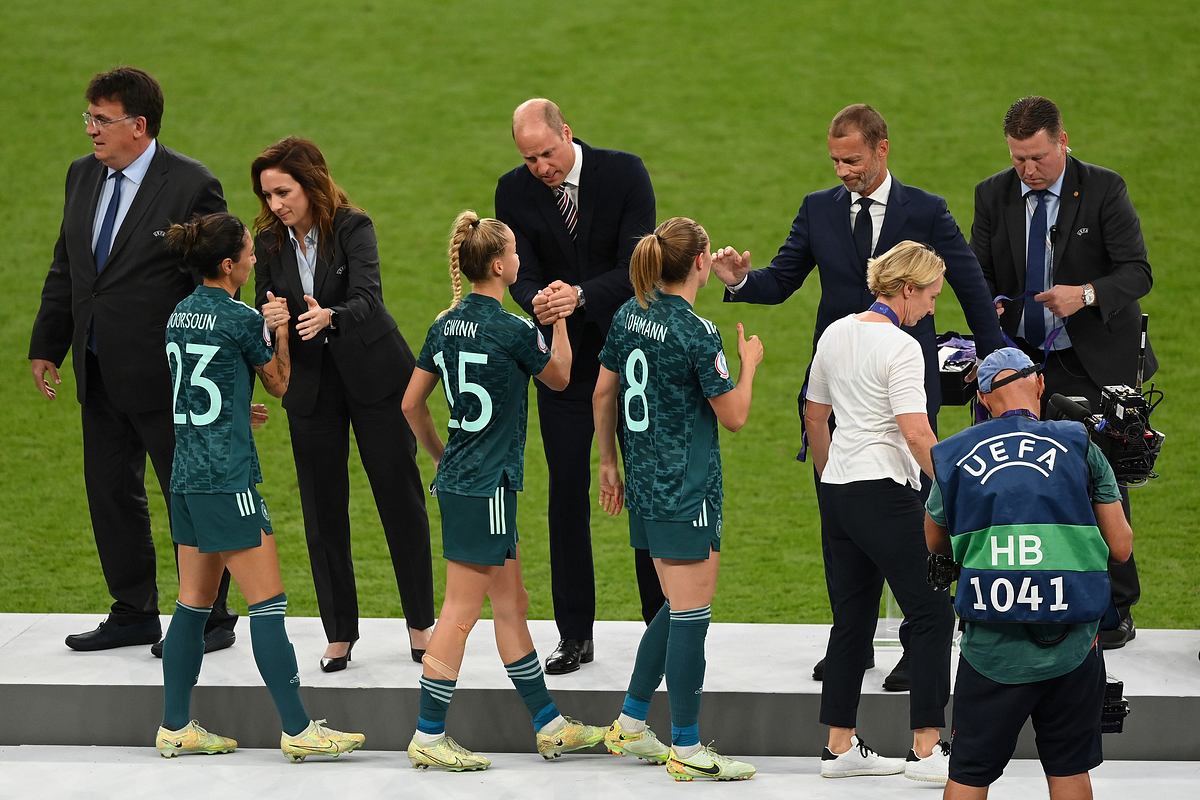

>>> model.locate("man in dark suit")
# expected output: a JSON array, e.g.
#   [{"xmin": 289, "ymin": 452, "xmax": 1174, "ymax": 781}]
[
  {"xmin": 712, "ymin": 104, "xmax": 1004, "ymax": 690},
  {"xmin": 29, "ymin": 67, "xmax": 236, "ymax": 652},
  {"xmin": 495, "ymin": 98, "xmax": 663, "ymax": 674},
  {"xmin": 971, "ymin": 95, "xmax": 1154, "ymax": 649}
]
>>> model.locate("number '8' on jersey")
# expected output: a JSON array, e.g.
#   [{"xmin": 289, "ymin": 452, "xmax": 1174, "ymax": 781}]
[
  {"xmin": 165, "ymin": 286, "xmax": 274, "ymax": 494},
  {"xmin": 599, "ymin": 295, "xmax": 734, "ymax": 521},
  {"xmin": 416, "ymin": 294, "xmax": 550, "ymax": 498}
]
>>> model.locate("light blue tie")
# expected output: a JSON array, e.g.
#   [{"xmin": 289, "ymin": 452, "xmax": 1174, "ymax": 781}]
[{"xmin": 1024, "ymin": 190, "xmax": 1047, "ymax": 348}]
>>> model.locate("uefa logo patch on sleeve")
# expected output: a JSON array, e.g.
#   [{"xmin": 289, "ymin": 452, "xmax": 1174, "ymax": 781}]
[
  {"xmin": 715, "ymin": 351, "xmax": 729, "ymax": 379},
  {"xmin": 536, "ymin": 329, "xmax": 549, "ymax": 353}
]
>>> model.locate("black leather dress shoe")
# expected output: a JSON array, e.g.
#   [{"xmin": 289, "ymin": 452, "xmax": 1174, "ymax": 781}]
[
  {"xmin": 66, "ymin": 619, "xmax": 161, "ymax": 652},
  {"xmin": 882, "ymin": 652, "xmax": 910, "ymax": 692},
  {"xmin": 545, "ymin": 639, "xmax": 594, "ymax": 674},
  {"xmin": 150, "ymin": 627, "xmax": 237, "ymax": 658},
  {"xmin": 812, "ymin": 655, "xmax": 875, "ymax": 682},
  {"xmin": 1099, "ymin": 616, "xmax": 1136, "ymax": 650}
]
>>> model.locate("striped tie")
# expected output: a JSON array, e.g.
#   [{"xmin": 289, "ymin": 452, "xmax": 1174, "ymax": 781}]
[{"xmin": 555, "ymin": 183, "xmax": 578, "ymax": 239}]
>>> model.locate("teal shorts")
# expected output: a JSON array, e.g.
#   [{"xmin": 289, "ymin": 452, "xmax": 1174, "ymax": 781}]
[
  {"xmin": 629, "ymin": 498, "xmax": 722, "ymax": 561},
  {"xmin": 437, "ymin": 487, "xmax": 519, "ymax": 566},
  {"xmin": 171, "ymin": 486, "xmax": 273, "ymax": 554}
]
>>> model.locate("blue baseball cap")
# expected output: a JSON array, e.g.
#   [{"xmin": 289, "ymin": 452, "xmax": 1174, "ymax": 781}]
[{"xmin": 978, "ymin": 347, "xmax": 1041, "ymax": 393}]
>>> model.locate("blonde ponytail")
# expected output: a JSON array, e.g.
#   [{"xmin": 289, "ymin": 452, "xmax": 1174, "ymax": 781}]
[{"xmin": 440, "ymin": 210, "xmax": 476, "ymax": 318}]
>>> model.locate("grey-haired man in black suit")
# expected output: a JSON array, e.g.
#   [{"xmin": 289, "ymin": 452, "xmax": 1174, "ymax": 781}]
[{"xmin": 29, "ymin": 66, "xmax": 236, "ymax": 653}]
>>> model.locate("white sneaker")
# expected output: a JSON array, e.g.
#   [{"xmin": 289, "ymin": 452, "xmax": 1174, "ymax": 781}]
[
  {"xmin": 820, "ymin": 735, "xmax": 905, "ymax": 778},
  {"xmin": 904, "ymin": 740, "xmax": 950, "ymax": 784}
]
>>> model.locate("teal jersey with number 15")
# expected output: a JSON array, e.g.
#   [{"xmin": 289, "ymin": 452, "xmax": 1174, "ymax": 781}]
[
  {"xmin": 166, "ymin": 285, "xmax": 273, "ymax": 494},
  {"xmin": 416, "ymin": 293, "xmax": 551, "ymax": 497}
]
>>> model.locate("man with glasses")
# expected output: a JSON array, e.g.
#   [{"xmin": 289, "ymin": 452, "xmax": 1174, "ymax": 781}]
[{"xmin": 29, "ymin": 66, "xmax": 237, "ymax": 653}]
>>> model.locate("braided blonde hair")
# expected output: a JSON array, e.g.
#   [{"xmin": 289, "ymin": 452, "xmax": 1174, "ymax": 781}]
[{"xmin": 440, "ymin": 210, "xmax": 511, "ymax": 318}]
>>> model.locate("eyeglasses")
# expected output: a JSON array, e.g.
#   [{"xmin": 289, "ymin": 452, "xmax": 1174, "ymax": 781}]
[{"xmin": 82, "ymin": 112, "xmax": 135, "ymax": 130}]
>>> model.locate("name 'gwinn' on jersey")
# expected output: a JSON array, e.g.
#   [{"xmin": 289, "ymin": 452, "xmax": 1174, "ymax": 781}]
[
  {"xmin": 599, "ymin": 294, "xmax": 735, "ymax": 521},
  {"xmin": 416, "ymin": 293, "xmax": 551, "ymax": 497},
  {"xmin": 167, "ymin": 285, "xmax": 273, "ymax": 493}
]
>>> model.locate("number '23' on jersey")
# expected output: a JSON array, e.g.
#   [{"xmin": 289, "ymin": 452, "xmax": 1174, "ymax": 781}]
[{"xmin": 166, "ymin": 285, "xmax": 273, "ymax": 494}]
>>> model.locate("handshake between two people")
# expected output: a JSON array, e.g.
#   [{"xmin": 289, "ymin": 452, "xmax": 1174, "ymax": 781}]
[
  {"xmin": 260, "ymin": 291, "xmax": 332, "ymax": 341},
  {"xmin": 532, "ymin": 245, "xmax": 756, "ymax": 327}
]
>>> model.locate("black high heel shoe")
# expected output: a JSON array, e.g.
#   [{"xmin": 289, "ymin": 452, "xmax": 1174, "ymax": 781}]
[
  {"xmin": 319, "ymin": 641, "xmax": 355, "ymax": 673},
  {"xmin": 408, "ymin": 627, "xmax": 429, "ymax": 664}
]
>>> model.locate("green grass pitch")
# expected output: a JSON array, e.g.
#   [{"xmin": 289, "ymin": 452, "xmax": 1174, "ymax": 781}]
[{"xmin": 1, "ymin": 1, "xmax": 1195, "ymax": 628}]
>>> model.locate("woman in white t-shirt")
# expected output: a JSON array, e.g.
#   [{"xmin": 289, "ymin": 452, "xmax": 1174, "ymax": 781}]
[{"xmin": 804, "ymin": 241, "xmax": 956, "ymax": 784}]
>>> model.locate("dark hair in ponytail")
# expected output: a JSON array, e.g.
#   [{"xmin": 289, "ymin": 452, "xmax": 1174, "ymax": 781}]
[
  {"xmin": 629, "ymin": 217, "xmax": 708, "ymax": 308},
  {"xmin": 164, "ymin": 213, "xmax": 248, "ymax": 279}
]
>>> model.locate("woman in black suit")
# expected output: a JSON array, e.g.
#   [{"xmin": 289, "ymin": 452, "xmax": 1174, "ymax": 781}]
[{"xmin": 251, "ymin": 137, "xmax": 434, "ymax": 671}]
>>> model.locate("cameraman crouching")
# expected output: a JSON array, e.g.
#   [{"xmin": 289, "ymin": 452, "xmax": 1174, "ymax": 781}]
[{"xmin": 925, "ymin": 348, "xmax": 1132, "ymax": 799}]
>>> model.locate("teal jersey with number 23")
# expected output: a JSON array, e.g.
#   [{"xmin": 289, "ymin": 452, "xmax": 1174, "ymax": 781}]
[{"xmin": 166, "ymin": 285, "xmax": 273, "ymax": 494}]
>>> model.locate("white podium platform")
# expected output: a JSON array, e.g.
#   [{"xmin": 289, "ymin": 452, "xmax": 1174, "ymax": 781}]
[{"xmin": 2, "ymin": 614, "xmax": 1198, "ymax": 759}]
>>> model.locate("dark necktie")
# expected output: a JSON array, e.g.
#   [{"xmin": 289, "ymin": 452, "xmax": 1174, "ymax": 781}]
[
  {"xmin": 1024, "ymin": 190, "xmax": 1048, "ymax": 348},
  {"xmin": 94, "ymin": 171, "xmax": 125, "ymax": 273},
  {"xmin": 853, "ymin": 197, "xmax": 874, "ymax": 267},
  {"xmin": 555, "ymin": 182, "xmax": 578, "ymax": 240}
]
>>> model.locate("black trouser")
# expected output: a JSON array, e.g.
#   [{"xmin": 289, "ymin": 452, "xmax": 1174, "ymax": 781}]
[
  {"xmin": 811, "ymin": 413, "xmax": 933, "ymax": 654},
  {"xmin": 82, "ymin": 352, "xmax": 235, "ymax": 630},
  {"xmin": 537, "ymin": 324, "xmax": 664, "ymax": 639},
  {"xmin": 818, "ymin": 479, "xmax": 953, "ymax": 730},
  {"xmin": 1041, "ymin": 347, "xmax": 1139, "ymax": 617},
  {"xmin": 288, "ymin": 357, "xmax": 435, "ymax": 643}
]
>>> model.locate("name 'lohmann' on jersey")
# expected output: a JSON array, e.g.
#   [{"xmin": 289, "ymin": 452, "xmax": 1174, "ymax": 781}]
[
  {"xmin": 955, "ymin": 431, "xmax": 1068, "ymax": 484},
  {"xmin": 625, "ymin": 311, "xmax": 667, "ymax": 342}
]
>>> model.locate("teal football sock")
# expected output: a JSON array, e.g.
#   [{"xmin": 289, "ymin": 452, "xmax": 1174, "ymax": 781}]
[
  {"xmin": 666, "ymin": 605, "xmax": 711, "ymax": 747},
  {"xmin": 505, "ymin": 651, "xmax": 559, "ymax": 731},
  {"xmin": 417, "ymin": 676, "xmax": 456, "ymax": 734},
  {"xmin": 248, "ymin": 594, "xmax": 309, "ymax": 736},
  {"xmin": 161, "ymin": 600, "xmax": 211, "ymax": 730},
  {"xmin": 624, "ymin": 600, "xmax": 670, "ymax": 718}
]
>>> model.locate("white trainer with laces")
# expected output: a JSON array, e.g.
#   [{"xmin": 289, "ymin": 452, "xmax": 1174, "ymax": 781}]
[
  {"xmin": 820, "ymin": 735, "xmax": 905, "ymax": 778},
  {"xmin": 904, "ymin": 740, "xmax": 951, "ymax": 783}
]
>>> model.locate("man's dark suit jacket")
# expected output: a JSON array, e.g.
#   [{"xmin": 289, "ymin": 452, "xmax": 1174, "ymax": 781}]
[
  {"xmin": 971, "ymin": 156, "xmax": 1156, "ymax": 386},
  {"xmin": 253, "ymin": 207, "xmax": 413, "ymax": 417},
  {"xmin": 727, "ymin": 177, "xmax": 1004, "ymax": 416},
  {"xmin": 29, "ymin": 145, "xmax": 225, "ymax": 411},
  {"xmin": 495, "ymin": 139, "xmax": 655, "ymax": 337}
]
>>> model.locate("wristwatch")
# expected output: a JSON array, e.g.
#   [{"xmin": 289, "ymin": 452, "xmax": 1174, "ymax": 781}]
[
  {"xmin": 573, "ymin": 284, "xmax": 586, "ymax": 308},
  {"xmin": 1082, "ymin": 284, "xmax": 1096, "ymax": 307},
  {"xmin": 327, "ymin": 308, "xmax": 338, "ymax": 330}
]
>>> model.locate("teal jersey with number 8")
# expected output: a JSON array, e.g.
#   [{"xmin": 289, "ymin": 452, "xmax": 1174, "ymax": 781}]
[
  {"xmin": 166, "ymin": 285, "xmax": 273, "ymax": 494},
  {"xmin": 599, "ymin": 293, "xmax": 735, "ymax": 521},
  {"xmin": 416, "ymin": 293, "xmax": 551, "ymax": 497}
]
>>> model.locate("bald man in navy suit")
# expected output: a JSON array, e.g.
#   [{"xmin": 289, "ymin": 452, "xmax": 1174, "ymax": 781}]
[
  {"xmin": 495, "ymin": 98, "xmax": 663, "ymax": 674},
  {"xmin": 712, "ymin": 104, "xmax": 1003, "ymax": 691}
]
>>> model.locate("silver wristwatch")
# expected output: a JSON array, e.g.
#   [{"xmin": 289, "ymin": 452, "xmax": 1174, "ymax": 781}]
[
  {"xmin": 1082, "ymin": 284, "xmax": 1096, "ymax": 307},
  {"xmin": 573, "ymin": 284, "xmax": 586, "ymax": 308}
]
